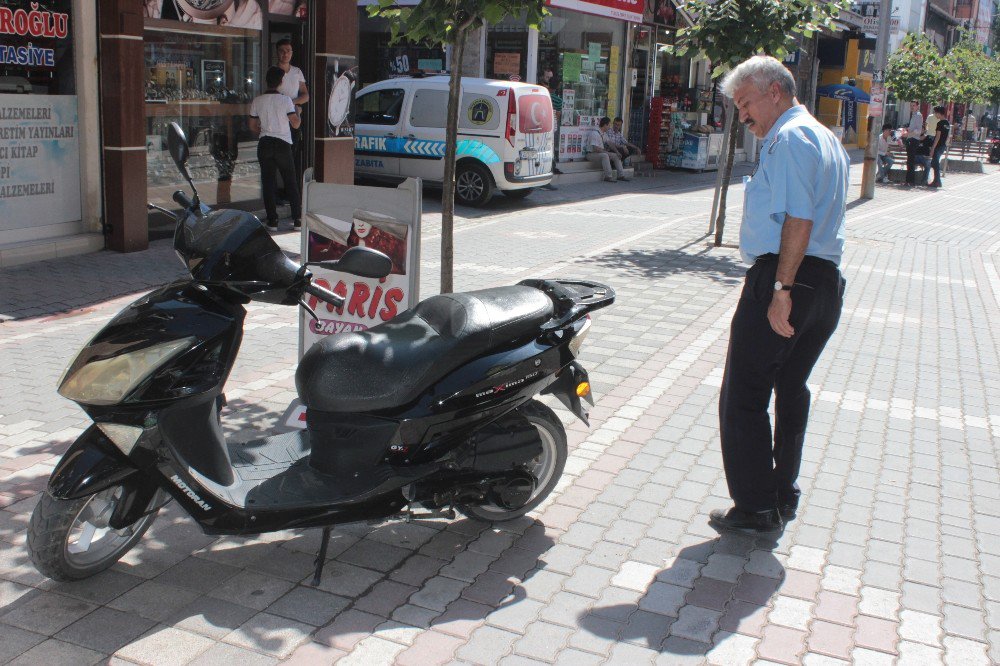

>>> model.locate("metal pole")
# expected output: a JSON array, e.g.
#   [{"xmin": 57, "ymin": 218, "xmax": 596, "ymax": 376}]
[{"xmin": 861, "ymin": 0, "xmax": 893, "ymax": 199}]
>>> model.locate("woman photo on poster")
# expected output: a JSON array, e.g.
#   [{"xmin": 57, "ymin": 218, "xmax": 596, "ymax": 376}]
[{"xmin": 307, "ymin": 211, "xmax": 408, "ymax": 276}]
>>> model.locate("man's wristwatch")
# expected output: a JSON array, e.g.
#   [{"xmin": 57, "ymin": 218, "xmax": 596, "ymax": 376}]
[{"xmin": 773, "ymin": 281, "xmax": 793, "ymax": 292}]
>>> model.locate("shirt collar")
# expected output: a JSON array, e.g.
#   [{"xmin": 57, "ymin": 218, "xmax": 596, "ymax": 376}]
[{"xmin": 763, "ymin": 104, "xmax": 808, "ymax": 144}]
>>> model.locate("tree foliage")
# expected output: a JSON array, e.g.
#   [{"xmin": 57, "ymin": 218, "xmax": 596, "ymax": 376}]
[
  {"xmin": 670, "ymin": 0, "xmax": 848, "ymax": 75},
  {"xmin": 368, "ymin": 0, "xmax": 546, "ymax": 293},
  {"xmin": 884, "ymin": 32, "xmax": 948, "ymax": 104},
  {"xmin": 668, "ymin": 0, "xmax": 848, "ymax": 246},
  {"xmin": 942, "ymin": 33, "xmax": 995, "ymax": 106}
]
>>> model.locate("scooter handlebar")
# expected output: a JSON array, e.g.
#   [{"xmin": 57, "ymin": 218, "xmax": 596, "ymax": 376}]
[{"xmin": 304, "ymin": 282, "xmax": 345, "ymax": 308}]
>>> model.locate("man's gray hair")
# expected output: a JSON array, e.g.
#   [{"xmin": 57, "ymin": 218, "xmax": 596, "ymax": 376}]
[{"xmin": 720, "ymin": 55, "xmax": 796, "ymax": 99}]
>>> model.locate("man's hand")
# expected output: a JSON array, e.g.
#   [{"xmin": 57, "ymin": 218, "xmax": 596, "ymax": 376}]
[{"xmin": 768, "ymin": 290, "xmax": 795, "ymax": 338}]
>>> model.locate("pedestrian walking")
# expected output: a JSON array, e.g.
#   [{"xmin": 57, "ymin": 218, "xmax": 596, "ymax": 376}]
[
  {"xmin": 928, "ymin": 105, "xmax": 950, "ymax": 188},
  {"xmin": 904, "ymin": 101, "xmax": 923, "ymax": 186},
  {"xmin": 711, "ymin": 55, "xmax": 848, "ymax": 534},
  {"xmin": 585, "ymin": 117, "xmax": 628, "ymax": 182},
  {"xmin": 249, "ymin": 66, "xmax": 302, "ymax": 229}
]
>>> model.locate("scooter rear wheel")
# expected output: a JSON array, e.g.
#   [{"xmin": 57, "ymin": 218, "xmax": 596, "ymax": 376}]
[
  {"xmin": 460, "ymin": 400, "xmax": 567, "ymax": 522},
  {"xmin": 28, "ymin": 486, "xmax": 161, "ymax": 581}
]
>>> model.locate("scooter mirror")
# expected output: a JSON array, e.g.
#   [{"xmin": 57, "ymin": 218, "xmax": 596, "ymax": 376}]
[
  {"xmin": 316, "ymin": 247, "xmax": 392, "ymax": 279},
  {"xmin": 167, "ymin": 122, "xmax": 191, "ymax": 178}
]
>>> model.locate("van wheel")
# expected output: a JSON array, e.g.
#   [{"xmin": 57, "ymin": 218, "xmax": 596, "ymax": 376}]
[
  {"xmin": 503, "ymin": 188, "xmax": 536, "ymax": 200},
  {"xmin": 455, "ymin": 162, "xmax": 494, "ymax": 207}
]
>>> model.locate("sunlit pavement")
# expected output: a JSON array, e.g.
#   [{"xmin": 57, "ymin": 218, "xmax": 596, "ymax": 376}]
[{"xmin": 1, "ymin": 161, "xmax": 998, "ymax": 665}]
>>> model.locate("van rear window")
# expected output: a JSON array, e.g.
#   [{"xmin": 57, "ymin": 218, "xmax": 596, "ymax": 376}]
[{"xmin": 357, "ymin": 89, "xmax": 405, "ymax": 125}]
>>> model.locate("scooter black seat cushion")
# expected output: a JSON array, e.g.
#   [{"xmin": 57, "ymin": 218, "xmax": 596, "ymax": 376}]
[{"xmin": 296, "ymin": 286, "xmax": 553, "ymax": 412}]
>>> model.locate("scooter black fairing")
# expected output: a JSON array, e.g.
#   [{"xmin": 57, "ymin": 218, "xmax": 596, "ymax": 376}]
[{"xmin": 28, "ymin": 123, "xmax": 614, "ymax": 583}]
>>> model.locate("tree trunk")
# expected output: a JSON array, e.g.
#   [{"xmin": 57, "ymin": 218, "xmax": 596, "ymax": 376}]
[
  {"xmin": 440, "ymin": 28, "xmax": 466, "ymax": 294},
  {"xmin": 714, "ymin": 108, "xmax": 741, "ymax": 246}
]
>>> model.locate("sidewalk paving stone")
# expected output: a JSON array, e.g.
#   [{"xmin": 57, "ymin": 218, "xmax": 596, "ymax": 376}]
[{"xmin": 2, "ymin": 164, "xmax": 999, "ymax": 664}]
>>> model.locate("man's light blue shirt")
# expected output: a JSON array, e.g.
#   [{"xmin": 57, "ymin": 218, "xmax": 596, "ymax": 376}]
[{"xmin": 740, "ymin": 105, "xmax": 849, "ymax": 266}]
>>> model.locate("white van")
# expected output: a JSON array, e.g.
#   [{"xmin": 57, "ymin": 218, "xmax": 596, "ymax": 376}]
[{"xmin": 353, "ymin": 76, "xmax": 554, "ymax": 206}]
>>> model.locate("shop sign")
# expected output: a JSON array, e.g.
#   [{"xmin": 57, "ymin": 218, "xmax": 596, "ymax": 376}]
[
  {"xmin": 142, "ymin": 0, "xmax": 263, "ymax": 29},
  {"xmin": 547, "ymin": 0, "xmax": 644, "ymax": 25},
  {"xmin": 0, "ymin": 94, "xmax": 81, "ymax": 232},
  {"xmin": 299, "ymin": 178, "xmax": 421, "ymax": 353},
  {"xmin": 0, "ymin": 1, "xmax": 72, "ymax": 91},
  {"xmin": 493, "ymin": 52, "xmax": 521, "ymax": 78},
  {"xmin": 326, "ymin": 56, "xmax": 358, "ymax": 138}
]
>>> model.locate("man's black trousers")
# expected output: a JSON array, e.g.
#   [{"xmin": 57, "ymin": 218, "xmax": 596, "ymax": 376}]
[
  {"xmin": 904, "ymin": 137, "xmax": 920, "ymax": 185},
  {"xmin": 719, "ymin": 255, "xmax": 845, "ymax": 513},
  {"xmin": 258, "ymin": 136, "xmax": 302, "ymax": 224}
]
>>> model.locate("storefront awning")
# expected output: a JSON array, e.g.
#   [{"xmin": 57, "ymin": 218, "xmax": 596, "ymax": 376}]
[{"xmin": 547, "ymin": 0, "xmax": 645, "ymax": 25}]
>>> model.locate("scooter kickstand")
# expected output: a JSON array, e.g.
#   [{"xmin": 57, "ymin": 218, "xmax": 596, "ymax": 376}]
[{"xmin": 311, "ymin": 526, "xmax": 332, "ymax": 586}]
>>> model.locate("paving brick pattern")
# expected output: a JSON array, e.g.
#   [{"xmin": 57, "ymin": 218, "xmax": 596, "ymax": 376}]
[{"xmin": 1, "ymin": 163, "xmax": 998, "ymax": 665}]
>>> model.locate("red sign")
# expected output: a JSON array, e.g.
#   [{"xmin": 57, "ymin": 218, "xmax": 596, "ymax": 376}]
[{"xmin": 547, "ymin": 0, "xmax": 644, "ymax": 23}]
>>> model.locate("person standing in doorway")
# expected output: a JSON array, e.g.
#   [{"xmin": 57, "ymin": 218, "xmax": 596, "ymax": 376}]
[
  {"xmin": 249, "ymin": 66, "xmax": 302, "ymax": 230},
  {"xmin": 711, "ymin": 55, "xmax": 848, "ymax": 534},
  {"xmin": 904, "ymin": 101, "xmax": 924, "ymax": 186},
  {"xmin": 928, "ymin": 105, "xmax": 950, "ymax": 188},
  {"xmin": 961, "ymin": 110, "xmax": 977, "ymax": 142},
  {"xmin": 275, "ymin": 38, "xmax": 309, "ymax": 201}
]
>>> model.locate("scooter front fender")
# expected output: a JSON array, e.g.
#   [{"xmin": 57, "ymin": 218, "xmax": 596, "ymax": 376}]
[{"xmin": 48, "ymin": 425, "xmax": 144, "ymax": 501}]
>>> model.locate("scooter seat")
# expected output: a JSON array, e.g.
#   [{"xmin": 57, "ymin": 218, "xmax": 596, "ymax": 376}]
[{"xmin": 296, "ymin": 286, "xmax": 554, "ymax": 412}]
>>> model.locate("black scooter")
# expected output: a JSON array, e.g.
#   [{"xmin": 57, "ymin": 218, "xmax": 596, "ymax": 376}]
[
  {"xmin": 28, "ymin": 123, "xmax": 614, "ymax": 583},
  {"xmin": 989, "ymin": 138, "xmax": 1000, "ymax": 164}
]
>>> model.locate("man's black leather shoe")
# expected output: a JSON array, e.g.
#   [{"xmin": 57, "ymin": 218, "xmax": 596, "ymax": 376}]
[{"xmin": 709, "ymin": 507, "xmax": 783, "ymax": 534}]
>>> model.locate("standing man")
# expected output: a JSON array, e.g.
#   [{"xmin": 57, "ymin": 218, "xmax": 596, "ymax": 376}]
[
  {"xmin": 961, "ymin": 110, "xmax": 977, "ymax": 142},
  {"xmin": 928, "ymin": 105, "xmax": 950, "ymax": 188},
  {"xmin": 249, "ymin": 66, "xmax": 302, "ymax": 230},
  {"xmin": 711, "ymin": 56, "xmax": 848, "ymax": 534},
  {"xmin": 275, "ymin": 38, "xmax": 309, "ymax": 200},
  {"xmin": 904, "ymin": 101, "xmax": 924, "ymax": 186}
]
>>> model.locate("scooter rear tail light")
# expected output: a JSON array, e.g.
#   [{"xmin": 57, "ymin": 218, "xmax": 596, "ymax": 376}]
[{"xmin": 568, "ymin": 315, "xmax": 592, "ymax": 356}]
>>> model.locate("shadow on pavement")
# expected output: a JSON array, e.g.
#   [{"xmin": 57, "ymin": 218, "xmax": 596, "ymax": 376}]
[
  {"xmin": 579, "ymin": 534, "xmax": 784, "ymax": 656},
  {"xmin": 584, "ymin": 241, "xmax": 746, "ymax": 285}
]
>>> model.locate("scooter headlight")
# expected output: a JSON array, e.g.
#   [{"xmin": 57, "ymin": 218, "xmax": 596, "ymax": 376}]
[{"xmin": 59, "ymin": 338, "xmax": 194, "ymax": 406}]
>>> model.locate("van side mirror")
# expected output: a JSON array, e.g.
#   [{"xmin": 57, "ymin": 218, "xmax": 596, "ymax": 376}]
[
  {"xmin": 167, "ymin": 122, "xmax": 191, "ymax": 179},
  {"xmin": 313, "ymin": 247, "xmax": 393, "ymax": 279}
]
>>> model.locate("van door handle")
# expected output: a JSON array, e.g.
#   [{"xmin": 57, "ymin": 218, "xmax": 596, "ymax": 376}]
[
  {"xmin": 405, "ymin": 134, "xmax": 416, "ymax": 139},
  {"xmin": 386, "ymin": 132, "xmax": 397, "ymax": 138}
]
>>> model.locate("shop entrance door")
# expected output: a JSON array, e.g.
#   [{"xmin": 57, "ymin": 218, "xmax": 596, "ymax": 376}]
[{"xmin": 267, "ymin": 20, "xmax": 311, "ymax": 189}]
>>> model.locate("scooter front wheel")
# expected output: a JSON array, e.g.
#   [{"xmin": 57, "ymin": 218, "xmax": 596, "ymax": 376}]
[
  {"xmin": 28, "ymin": 485, "xmax": 161, "ymax": 581},
  {"xmin": 460, "ymin": 400, "xmax": 567, "ymax": 522}
]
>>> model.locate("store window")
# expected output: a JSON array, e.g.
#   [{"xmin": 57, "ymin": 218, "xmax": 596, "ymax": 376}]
[
  {"xmin": 486, "ymin": 15, "xmax": 528, "ymax": 82},
  {"xmin": 358, "ymin": 12, "xmax": 446, "ymax": 88},
  {"xmin": 356, "ymin": 88, "xmax": 404, "ymax": 125},
  {"xmin": 143, "ymin": 17, "xmax": 262, "ymax": 211},
  {"xmin": 536, "ymin": 9, "xmax": 624, "ymax": 162}
]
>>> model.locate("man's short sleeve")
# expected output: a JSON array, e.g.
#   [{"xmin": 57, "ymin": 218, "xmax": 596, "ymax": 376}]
[
  {"xmin": 285, "ymin": 96, "xmax": 296, "ymax": 115},
  {"xmin": 766, "ymin": 128, "xmax": 819, "ymax": 225},
  {"xmin": 249, "ymin": 97, "xmax": 259, "ymax": 118}
]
